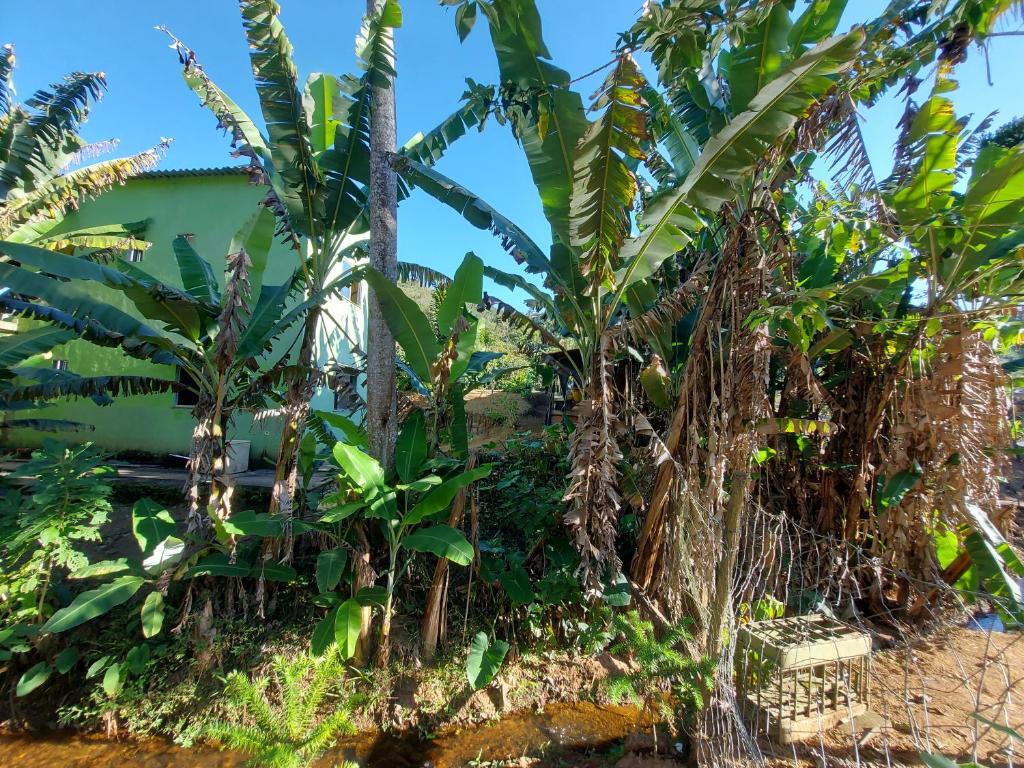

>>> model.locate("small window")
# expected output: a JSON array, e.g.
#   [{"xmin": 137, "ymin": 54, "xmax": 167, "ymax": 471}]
[
  {"xmin": 52, "ymin": 359, "xmax": 68, "ymax": 371},
  {"xmin": 333, "ymin": 372, "xmax": 359, "ymax": 413},
  {"xmin": 125, "ymin": 248, "xmax": 144, "ymax": 263},
  {"xmin": 174, "ymin": 367, "xmax": 200, "ymax": 408}
]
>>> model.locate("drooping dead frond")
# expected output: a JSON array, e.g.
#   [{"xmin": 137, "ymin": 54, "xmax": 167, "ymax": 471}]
[
  {"xmin": 214, "ymin": 247, "xmax": 252, "ymax": 370},
  {"xmin": 0, "ymin": 143, "xmax": 168, "ymax": 235},
  {"xmin": 821, "ymin": 95, "xmax": 879, "ymax": 192},
  {"xmin": 954, "ymin": 327, "xmax": 1012, "ymax": 530},
  {"xmin": 612, "ymin": 254, "xmax": 710, "ymax": 344},
  {"xmin": 397, "ymin": 261, "xmax": 451, "ymax": 289},
  {"xmin": 564, "ymin": 332, "xmax": 624, "ymax": 591}
]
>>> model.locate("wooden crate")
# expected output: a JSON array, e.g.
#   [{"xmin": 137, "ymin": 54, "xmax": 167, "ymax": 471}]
[{"xmin": 736, "ymin": 614, "xmax": 871, "ymax": 744}]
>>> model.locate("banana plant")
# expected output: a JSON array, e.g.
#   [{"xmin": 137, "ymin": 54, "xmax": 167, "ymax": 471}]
[
  {"xmin": 161, "ymin": 0, "xmax": 496, "ymax": 520},
  {"xmin": 0, "ymin": 324, "xmax": 175, "ymax": 439},
  {"xmin": 360, "ymin": 251, "xmax": 505, "ymax": 456},
  {"xmin": 0, "ymin": 208, "xmax": 356, "ymax": 529},
  {"xmin": 0, "ymin": 44, "xmax": 165, "ymax": 250},
  {"xmin": 317, "ymin": 437, "xmax": 491, "ymax": 662},
  {"xmin": 404, "ymin": 0, "xmax": 865, "ymax": 588}
]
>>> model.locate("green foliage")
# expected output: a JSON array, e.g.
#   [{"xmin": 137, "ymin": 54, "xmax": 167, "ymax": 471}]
[
  {"xmin": 978, "ymin": 115, "xmax": 1024, "ymax": 152},
  {"xmin": 465, "ymin": 632, "xmax": 509, "ymax": 689},
  {"xmin": 315, "ymin": 435, "xmax": 491, "ymax": 657},
  {"xmin": 0, "ymin": 46, "xmax": 163, "ymax": 242},
  {"xmin": 0, "ymin": 441, "xmax": 114, "ymax": 631},
  {"xmin": 204, "ymin": 651, "xmax": 356, "ymax": 768},
  {"xmin": 606, "ymin": 612, "xmax": 715, "ymax": 724}
]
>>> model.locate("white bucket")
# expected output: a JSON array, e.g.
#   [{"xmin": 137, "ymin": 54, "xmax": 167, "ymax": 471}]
[{"xmin": 224, "ymin": 440, "xmax": 250, "ymax": 474}]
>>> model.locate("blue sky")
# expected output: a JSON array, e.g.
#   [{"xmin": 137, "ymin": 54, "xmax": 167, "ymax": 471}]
[{"xmin": 3, "ymin": 1, "xmax": 1022, "ymax": 299}]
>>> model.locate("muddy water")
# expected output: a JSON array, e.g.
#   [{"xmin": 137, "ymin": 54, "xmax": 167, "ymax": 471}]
[{"xmin": 0, "ymin": 702, "xmax": 645, "ymax": 768}]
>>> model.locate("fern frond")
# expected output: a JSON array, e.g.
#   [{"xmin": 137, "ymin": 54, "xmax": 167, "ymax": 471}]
[
  {"xmin": 606, "ymin": 675, "xmax": 641, "ymax": 707},
  {"xmin": 303, "ymin": 708, "xmax": 356, "ymax": 757},
  {"xmin": 224, "ymin": 670, "xmax": 284, "ymax": 740},
  {"xmin": 205, "ymin": 720, "xmax": 271, "ymax": 755}
]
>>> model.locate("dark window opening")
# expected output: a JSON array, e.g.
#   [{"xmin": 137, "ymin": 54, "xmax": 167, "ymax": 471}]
[
  {"xmin": 333, "ymin": 372, "xmax": 359, "ymax": 413},
  {"xmin": 175, "ymin": 367, "xmax": 200, "ymax": 408}
]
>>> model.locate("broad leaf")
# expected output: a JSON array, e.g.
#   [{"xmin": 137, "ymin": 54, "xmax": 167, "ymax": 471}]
[
  {"xmin": 239, "ymin": 0, "xmax": 320, "ymax": 239},
  {"xmin": 16, "ymin": 662, "xmax": 52, "ymax": 697},
  {"xmin": 312, "ymin": 607, "xmax": 338, "ymax": 656},
  {"xmin": 102, "ymin": 663, "xmax": 123, "ymax": 698},
  {"xmin": 569, "ymin": 55, "xmax": 646, "ymax": 286},
  {"xmin": 729, "ymin": 4, "xmax": 793, "ymax": 114},
  {"xmin": 172, "ymin": 235, "xmax": 221, "ymax": 306},
  {"xmin": 482, "ymin": 0, "xmax": 589, "ymax": 246},
  {"xmin": 403, "ymin": 525, "xmax": 474, "ymax": 565},
  {"xmin": 618, "ymin": 30, "xmax": 864, "ymax": 293},
  {"xmin": 0, "ymin": 326, "xmax": 73, "ymax": 368},
  {"xmin": 404, "ymin": 465, "xmax": 492, "ymax": 526},
  {"xmin": 466, "ymin": 632, "xmax": 509, "ymax": 689},
  {"xmin": 41, "ymin": 576, "xmax": 146, "ymax": 634},
  {"xmin": 228, "ymin": 206, "xmax": 277, "ymax": 296},
  {"xmin": 355, "ymin": 585, "xmax": 388, "ymax": 607},
  {"xmin": 251, "ymin": 561, "xmax": 298, "ymax": 583},
  {"xmin": 55, "ymin": 646, "xmax": 80, "ymax": 675},
  {"xmin": 132, "ymin": 498, "xmax": 177, "ymax": 557},
  {"xmin": 141, "ymin": 591, "xmax": 164, "ymax": 638},
  {"xmin": 68, "ymin": 559, "xmax": 133, "ymax": 580},
  {"xmin": 395, "ymin": 409, "xmax": 428, "ymax": 484},
  {"xmin": 361, "ymin": 268, "xmax": 440, "ymax": 382},
  {"xmin": 220, "ymin": 510, "xmax": 284, "ymax": 538},
  {"xmin": 498, "ymin": 564, "xmax": 534, "ymax": 606},
  {"xmin": 332, "ymin": 441, "xmax": 386, "ymax": 492},
  {"xmin": 334, "ymin": 597, "xmax": 363, "ymax": 660},
  {"xmin": 316, "ymin": 548, "xmax": 349, "ymax": 593},
  {"xmin": 436, "ymin": 252, "xmax": 484, "ymax": 337},
  {"xmin": 186, "ymin": 554, "xmax": 252, "ymax": 579},
  {"xmin": 392, "ymin": 156, "xmax": 551, "ymax": 277}
]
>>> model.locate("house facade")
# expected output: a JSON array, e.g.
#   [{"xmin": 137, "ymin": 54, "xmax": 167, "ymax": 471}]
[{"xmin": 2, "ymin": 167, "xmax": 367, "ymax": 463}]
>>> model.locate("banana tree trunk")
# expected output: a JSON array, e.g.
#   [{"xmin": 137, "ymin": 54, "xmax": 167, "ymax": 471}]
[
  {"xmin": 705, "ymin": 467, "xmax": 750, "ymax": 656},
  {"xmin": 365, "ymin": 0, "xmax": 399, "ymax": 477},
  {"xmin": 185, "ymin": 395, "xmax": 215, "ymax": 534},
  {"xmin": 420, "ymin": 453, "xmax": 476, "ymax": 661},
  {"xmin": 352, "ymin": 522, "xmax": 376, "ymax": 665},
  {"xmin": 269, "ymin": 305, "xmax": 321, "ymax": 523},
  {"xmin": 206, "ymin": 377, "xmax": 234, "ymax": 527}
]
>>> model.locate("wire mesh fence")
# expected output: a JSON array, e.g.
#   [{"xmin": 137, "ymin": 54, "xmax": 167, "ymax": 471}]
[{"xmin": 672, "ymin": 500, "xmax": 1023, "ymax": 768}]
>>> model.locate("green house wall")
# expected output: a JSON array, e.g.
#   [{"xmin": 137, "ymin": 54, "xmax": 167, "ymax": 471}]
[{"xmin": 2, "ymin": 170, "xmax": 366, "ymax": 464}]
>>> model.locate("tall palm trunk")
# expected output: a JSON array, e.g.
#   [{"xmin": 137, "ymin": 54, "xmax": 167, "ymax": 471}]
[
  {"xmin": 364, "ymin": 0, "xmax": 399, "ymax": 666},
  {"xmin": 365, "ymin": 0, "xmax": 399, "ymax": 478}
]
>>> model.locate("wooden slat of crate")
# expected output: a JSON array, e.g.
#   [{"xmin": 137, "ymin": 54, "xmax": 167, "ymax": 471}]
[
  {"xmin": 741, "ymin": 679, "xmax": 866, "ymax": 744},
  {"xmin": 737, "ymin": 614, "xmax": 871, "ymax": 669}
]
